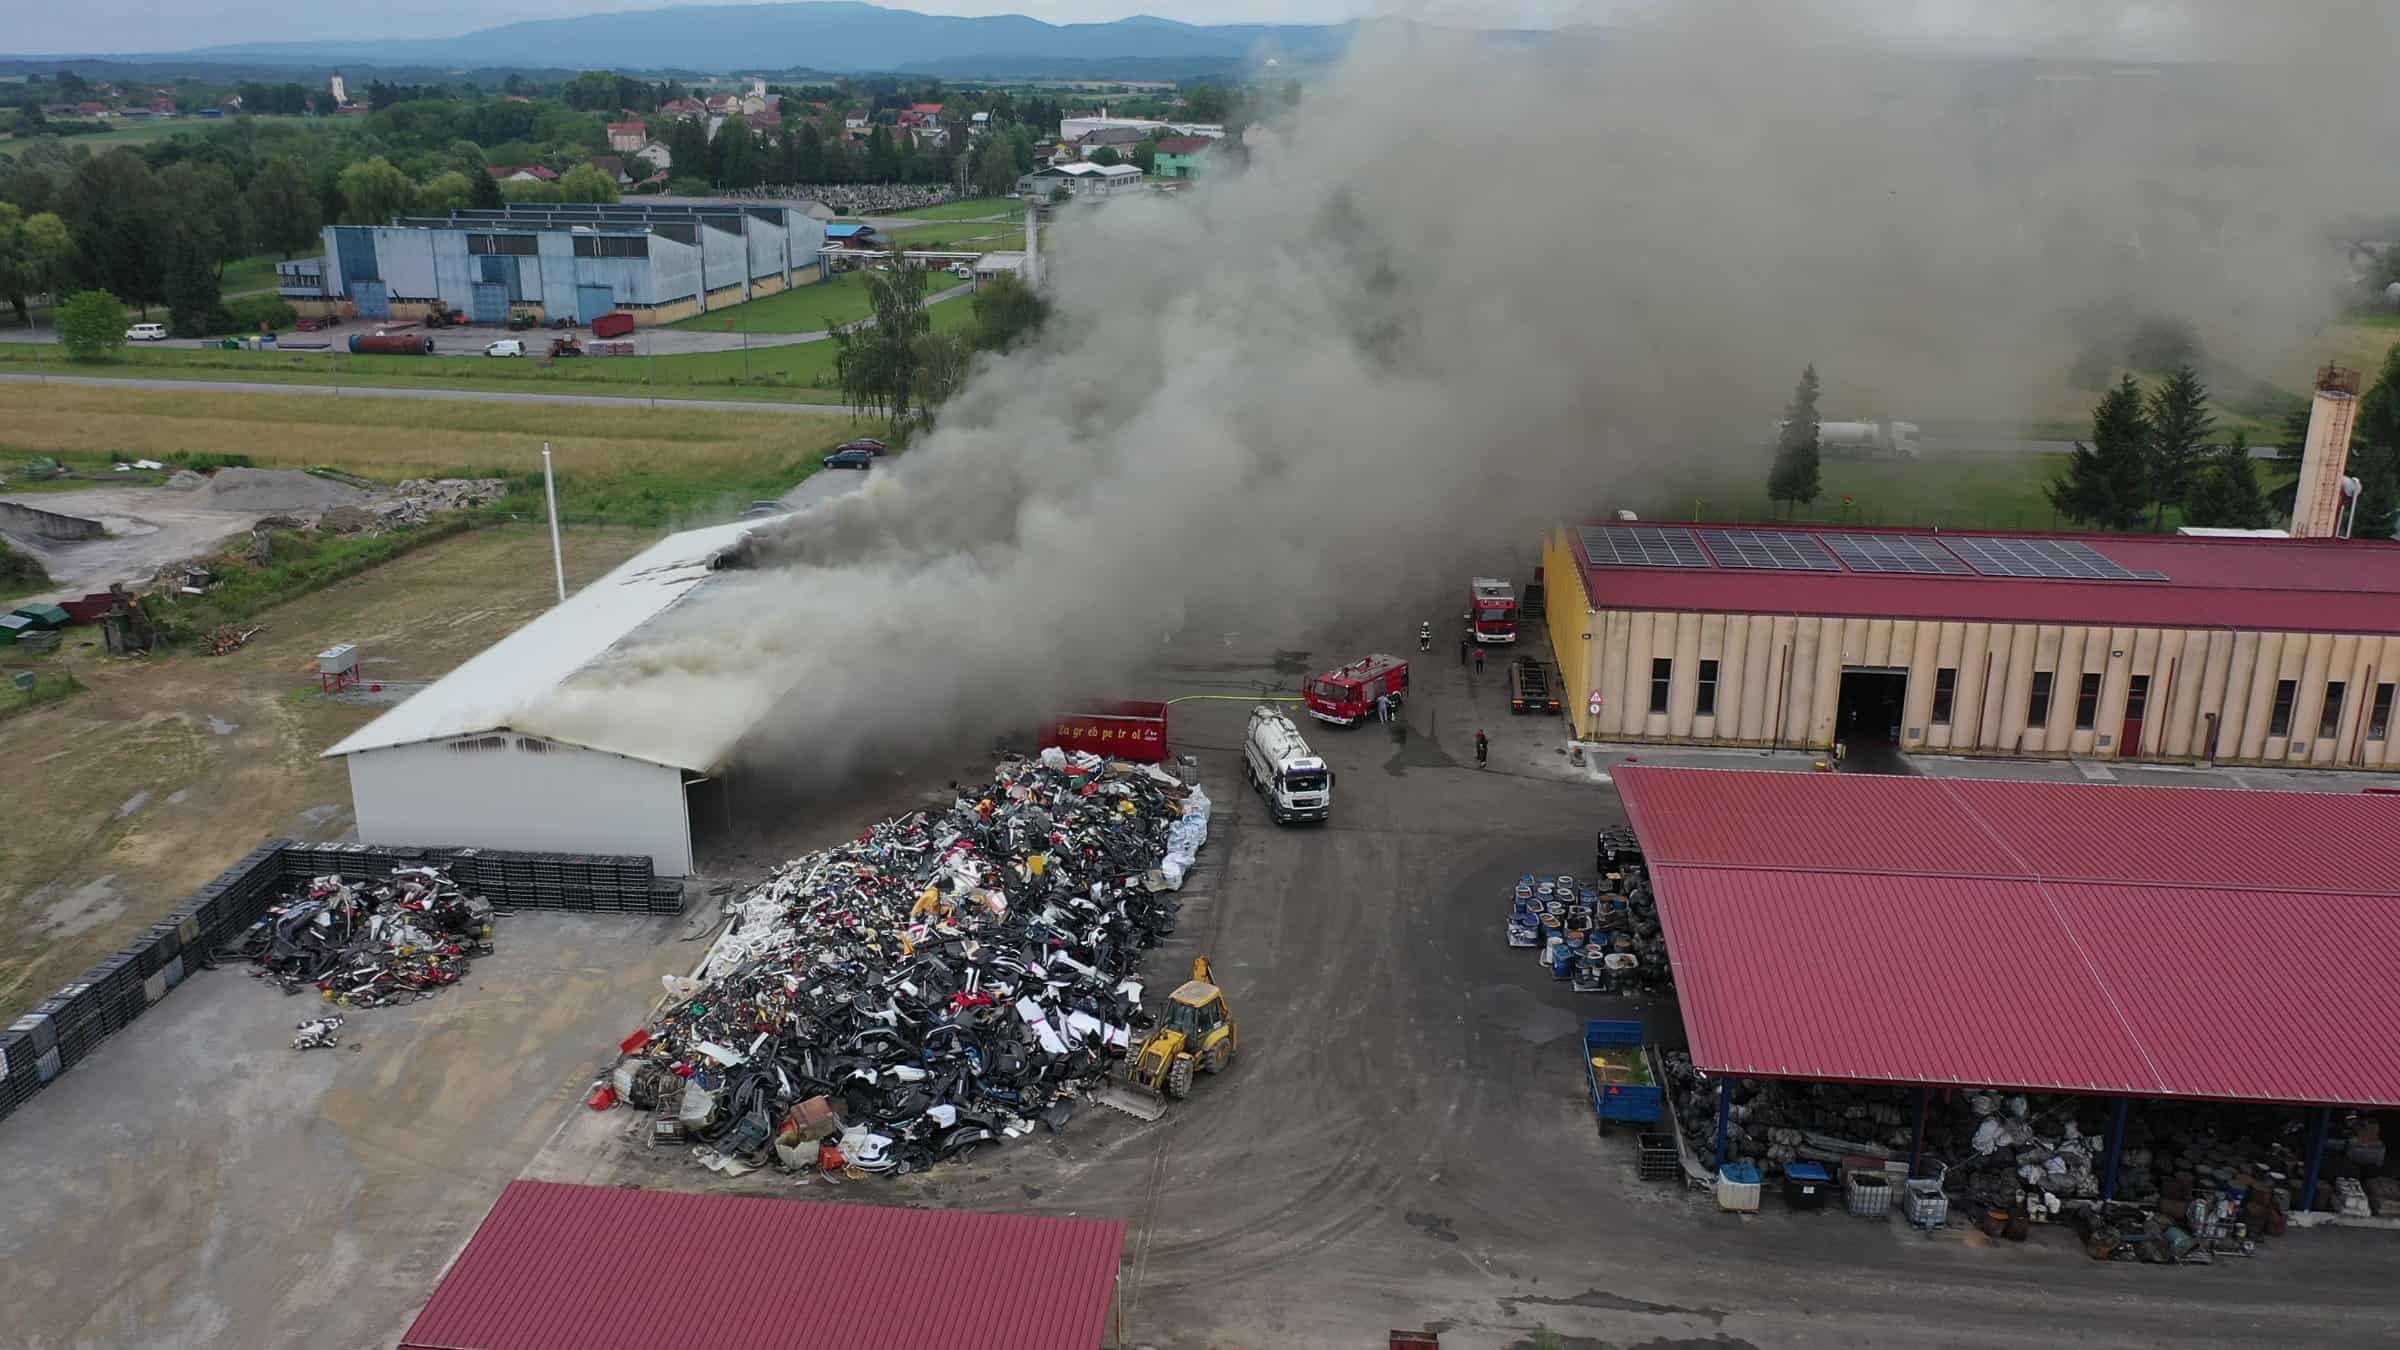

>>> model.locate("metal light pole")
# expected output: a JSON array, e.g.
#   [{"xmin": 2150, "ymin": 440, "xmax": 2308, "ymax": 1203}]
[{"xmin": 542, "ymin": 443, "xmax": 566, "ymax": 603}]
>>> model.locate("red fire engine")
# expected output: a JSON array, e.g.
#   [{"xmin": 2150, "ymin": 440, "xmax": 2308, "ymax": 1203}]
[
  {"xmin": 1468, "ymin": 577, "xmax": 1519, "ymax": 644},
  {"xmin": 1303, "ymin": 654, "xmax": 1411, "ymax": 726}
]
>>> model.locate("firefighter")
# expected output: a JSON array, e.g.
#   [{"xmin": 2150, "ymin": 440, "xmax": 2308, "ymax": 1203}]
[
  {"xmin": 1474, "ymin": 729, "xmax": 1489, "ymax": 765},
  {"xmin": 1418, "ymin": 620, "xmax": 1432, "ymax": 652},
  {"xmin": 1459, "ymin": 635, "xmax": 1471, "ymax": 666},
  {"xmin": 1472, "ymin": 646, "xmax": 1486, "ymax": 675}
]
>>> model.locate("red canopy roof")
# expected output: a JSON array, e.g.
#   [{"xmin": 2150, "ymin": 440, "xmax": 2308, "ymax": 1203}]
[
  {"xmin": 1616, "ymin": 766, "xmax": 2400, "ymax": 1105},
  {"xmin": 400, "ymin": 1182, "xmax": 1126, "ymax": 1350},
  {"xmin": 1571, "ymin": 520, "xmax": 2400, "ymax": 635}
]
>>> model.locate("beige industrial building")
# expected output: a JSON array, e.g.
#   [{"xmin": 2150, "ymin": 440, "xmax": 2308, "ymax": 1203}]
[
  {"xmin": 1543, "ymin": 522, "xmax": 2400, "ymax": 768},
  {"xmin": 1542, "ymin": 370, "xmax": 2400, "ymax": 769}
]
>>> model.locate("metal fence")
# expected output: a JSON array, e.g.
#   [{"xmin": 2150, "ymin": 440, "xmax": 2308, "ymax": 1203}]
[{"xmin": 0, "ymin": 838, "xmax": 679, "ymax": 1126}]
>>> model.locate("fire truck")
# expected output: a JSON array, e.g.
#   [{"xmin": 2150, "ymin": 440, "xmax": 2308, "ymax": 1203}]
[
  {"xmin": 1468, "ymin": 578, "xmax": 1519, "ymax": 644},
  {"xmin": 1303, "ymin": 654, "xmax": 1410, "ymax": 726}
]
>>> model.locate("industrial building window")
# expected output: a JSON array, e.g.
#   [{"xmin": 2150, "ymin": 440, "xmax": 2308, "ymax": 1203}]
[
  {"xmin": 467, "ymin": 233, "xmax": 539, "ymax": 256},
  {"xmin": 2269, "ymin": 679, "xmax": 2298, "ymax": 737},
  {"xmin": 2026, "ymin": 671, "xmax": 2053, "ymax": 726},
  {"xmin": 1931, "ymin": 668, "xmax": 1957, "ymax": 724},
  {"xmin": 515, "ymin": 737, "xmax": 553, "ymax": 753},
  {"xmin": 573, "ymin": 235, "xmax": 648, "ymax": 259},
  {"xmin": 1649, "ymin": 658, "xmax": 1672, "ymax": 715},
  {"xmin": 1696, "ymin": 660, "xmax": 1719, "ymax": 717},
  {"xmin": 2320, "ymin": 681, "xmax": 2346, "ymax": 739},
  {"xmin": 2372, "ymin": 684, "xmax": 2395, "ymax": 741},
  {"xmin": 449, "ymin": 735, "xmax": 506, "ymax": 753},
  {"xmin": 2074, "ymin": 673, "xmax": 2103, "ymax": 730}
]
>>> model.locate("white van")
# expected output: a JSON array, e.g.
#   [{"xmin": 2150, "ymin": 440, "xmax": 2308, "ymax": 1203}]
[
  {"xmin": 125, "ymin": 323, "xmax": 167, "ymax": 342},
  {"xmin": 484, "ymin": 339, "xmax": 526, "ymax": 357}
]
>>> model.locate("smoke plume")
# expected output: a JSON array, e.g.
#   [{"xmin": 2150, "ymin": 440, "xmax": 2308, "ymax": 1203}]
[{"xmin": 525, "ymin": 2, "xmax": 2400, "ymax": 778}]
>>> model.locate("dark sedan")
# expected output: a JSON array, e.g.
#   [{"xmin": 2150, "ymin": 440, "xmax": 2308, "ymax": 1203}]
[{"xmin": 822, "ymin": 448, "xmax": 876, "ymax": 470}]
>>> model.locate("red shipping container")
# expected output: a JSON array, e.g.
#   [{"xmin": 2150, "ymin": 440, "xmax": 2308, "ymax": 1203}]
[
  {"xmin": 1042, "ymin": 699, "xmax": 1170, "ymax": 763},
  {"xmin": 591, "ymin": 312, "xmax": 635, "ymax": 339}
]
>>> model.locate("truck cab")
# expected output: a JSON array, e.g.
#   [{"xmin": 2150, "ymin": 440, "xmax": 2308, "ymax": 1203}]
[
  {"xmin": 1469, "ymin": 577, "xmax": 1519, "ymax": 644},
  {"xmin": 1246, "ymin": 706, "xmax": 1333, "ymax": 823}
]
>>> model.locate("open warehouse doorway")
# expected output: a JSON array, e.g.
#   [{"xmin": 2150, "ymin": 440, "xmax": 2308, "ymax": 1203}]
[{"xmin": 1836, "ymin": 665, "xmax": 1910, "ymax": 773}]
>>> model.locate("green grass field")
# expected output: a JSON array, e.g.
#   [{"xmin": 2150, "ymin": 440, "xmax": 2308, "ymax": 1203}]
[
  {"xmin": 1637, "ymin": 452, "xmax": 2084, "ymax": 532},
  {"xmin": 879, "ymin": 198, "xmax": 1017, "ymax": 221},
  {"xmin": 880, "ymin": 221, "xmax": 1026, "ymax": 254},
  {"xmin": 0, "ymin": 301, "xmax": 977, "ymax": 402},
  {"xmin": 219, "ymin": 254, "xmax": 286, "ymax": 296}
]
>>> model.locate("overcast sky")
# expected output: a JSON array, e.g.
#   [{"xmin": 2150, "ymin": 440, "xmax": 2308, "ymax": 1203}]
[{"xmin": 6, "ymin": 0, "xmax": 2264, "ymax": 61}]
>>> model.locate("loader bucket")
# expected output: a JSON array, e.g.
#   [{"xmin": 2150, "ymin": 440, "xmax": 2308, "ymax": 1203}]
[{"xmin": 1092, "ymin": 1079, "xmax": 1169, "ymax": 1121}]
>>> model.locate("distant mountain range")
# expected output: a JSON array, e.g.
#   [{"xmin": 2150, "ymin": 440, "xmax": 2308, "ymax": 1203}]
[{"xmin": 44, "ymin": 3, "xmax": 1384, "ymax": 79}]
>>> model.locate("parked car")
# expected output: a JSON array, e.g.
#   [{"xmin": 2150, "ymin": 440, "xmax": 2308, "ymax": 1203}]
[
  {"xmin": 822, "ymin": 448, "xmax": 876, "ymax": 470},
  {"xmin": 949, "ymin": 263, "xmax": 973, "ymax": 278},
  {"xmin": 834, "ymin": 438, "xmax": 887, "ymax": 456},
  {"xmin": 738, "ymin": 500, "xmax": 785, "ymax": 519},
  {"xmin": 125, "ymin": 323, "xmax": 167, "ymax": 341},
  {"xmin": 484, "ymin": 339, "xmax": 526, "ymax": 358}
]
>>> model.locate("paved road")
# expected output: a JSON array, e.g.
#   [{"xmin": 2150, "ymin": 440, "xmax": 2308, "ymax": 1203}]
[
  {"xmin": 0, "ymin": 370, "xmax": 844, "ymax": 414},
  {"xmin": 1923, "ymin": 434, "xmax": 2283, "ymax": 458}
]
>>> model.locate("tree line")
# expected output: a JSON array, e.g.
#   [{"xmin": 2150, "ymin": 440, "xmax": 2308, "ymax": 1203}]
[{"xmin": 831, "ymin": 268, "xmax": 1050, "ymax": 438}]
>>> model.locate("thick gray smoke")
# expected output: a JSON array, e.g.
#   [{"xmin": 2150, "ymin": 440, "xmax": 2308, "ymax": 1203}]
[{"xmin": 527, "ymin": 2, "xmax": 2400, "ymax": 776}]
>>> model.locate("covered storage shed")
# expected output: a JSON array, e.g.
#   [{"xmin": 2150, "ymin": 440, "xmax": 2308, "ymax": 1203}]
[
  {"xmin": 1615, "ymin": 765, "xmax": 2400, "ymax": 1201},
  {"xmin": 400, "ymin": 1181, "xmax": 1127, "ymax": 1350},
  {"xmin": 1545, "ymin": 521, "xmax": 2400, "ymax": 770},
  {"xmin": 323, "ymin": 515, "xmax": 786, "ymax": 875}
]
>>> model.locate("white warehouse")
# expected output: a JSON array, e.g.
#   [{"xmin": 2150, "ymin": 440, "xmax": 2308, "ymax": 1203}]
[{"xmin": 323, "ymin": 517, "xmax": 782, "ymax": 874}]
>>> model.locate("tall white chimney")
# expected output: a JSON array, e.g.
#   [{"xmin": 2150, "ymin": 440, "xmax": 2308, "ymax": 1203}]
[{"xmin": 2290, "ymin": 365, "xmax": 2361, "ymax": 539}]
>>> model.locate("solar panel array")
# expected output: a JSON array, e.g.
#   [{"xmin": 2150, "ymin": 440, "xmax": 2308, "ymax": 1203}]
[
  {"xmin": 1822, "ymin": 533, "xmax": 1973, "ymax": 575},
  {"xmin": 1579, "ymin": 526, "xmax": 2168, "ymax": 583},
  {"xmin": 1699, "ymin": 529, "xmax": 1840, "ymax": 572},
  {"xmin": 1944, "ymin": 536, "xmax": 2167, "ymax": 582},
  {"xmin": 1579, "ymin": 525, "xmax": 1707, "ymax": 568}
]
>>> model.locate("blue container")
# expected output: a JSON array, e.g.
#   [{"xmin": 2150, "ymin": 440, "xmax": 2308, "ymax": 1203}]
[
  {"xmin": 1783, "ymin": 1162, "xmax": 1832, "ymax": 1209},
  {"xmin": 1550, "ymin": 944, "xmax": 1575, "ymax": 978}
]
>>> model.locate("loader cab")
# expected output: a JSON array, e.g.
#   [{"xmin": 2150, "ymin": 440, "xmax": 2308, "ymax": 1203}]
[{"xmin": 1167, "ymin": 982, "xmax": 1226, "ymax": 1037}]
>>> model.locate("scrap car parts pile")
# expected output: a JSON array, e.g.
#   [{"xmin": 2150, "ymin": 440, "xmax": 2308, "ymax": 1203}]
[
  {"xmin": 602, "ymin": 751, "xmax": 1210, "ymax": 1178},
  {"xmin": 1660, "ymin": 1064, "xmax": 2374, "ymax": 1260},
  {"xmin": 224, "ymin": 866, "xmax": 495, "ymax": 1008}
]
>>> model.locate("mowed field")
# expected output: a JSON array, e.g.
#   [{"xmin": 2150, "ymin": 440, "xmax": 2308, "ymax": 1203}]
[
  {"xmin": 0, "ymin": 384, "xmax": 853, "ymax": 480},
  {"xmin": 879, "ymin": 197, "xmax": 1017, "ymax": 220},
  {"xmin": 0, "ymin": 523, "xmax": 656, "ymax": 1018}
]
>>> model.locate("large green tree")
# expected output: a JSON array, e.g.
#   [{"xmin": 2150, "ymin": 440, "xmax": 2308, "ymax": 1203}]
[
  {"xmin": 665, "ymin": 117, "xmax": 710, "ymax": 184},
  {"xmin": 555, "ymin": 163, "xmax": 621, "ymax": 203},
  {"xmin": 830, "ymin": 266, "xmax": 931, "ymax": 431},
  {"xmin": 2182, "ymin": 431, "xmax": 2274, "ymax": 530},
  {"xmin": 243, "ymin": 154, "xmax": 324, "ymax": 259},
  {"xmin": 158, "ymin": 161, "xmax": 246, "ymax": 270},
  {"xmin": 2349, "ymin": 343, "xmax": 2400, "ymax": 540},
  {"xmin": 2143, "ymin": 363, "xmax": 2215, "ymax": 529},
  {"xmin": 415, "ymin": 169, "xmax": 476, "ymax": 214},
  {"xmin": 969, "ymin": 270, "xmax": 1047, "ymax": 353},
  {"xmin": 972, "ymin": 137, "xmax": 1017, "ymax": 198},
  {"xmin": 2048, "ymin": 374, "xmax": 2151, "ymax": 530},
  {"xmin": 336, "ymin": 156, "xmax": 416, "ymax": 225},
  {"xmin": 164, "ymin": 224, "xmax": 227, "ymax": 337},
  {"xmin": 0, "ymin": 203, "xmax": 72, "ymax": 326},
  {"xmin": 62, "ymin": 151, "xmax": 166, "ymax": 313},
  {"xmin": 1765, "ymin": 364, "xmax": 1822, "ymax": 513}
]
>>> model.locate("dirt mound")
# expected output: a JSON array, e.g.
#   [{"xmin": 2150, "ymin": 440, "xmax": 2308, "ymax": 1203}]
[{"xmin": 199, "ymin": 468, "xmax": 369, "ymax": 512}]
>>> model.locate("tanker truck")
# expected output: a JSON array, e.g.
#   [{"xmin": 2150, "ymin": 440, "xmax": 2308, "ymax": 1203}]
[{"xmin": 1773, "ymin": 418, "xmax": 1919, "ymax": 459}]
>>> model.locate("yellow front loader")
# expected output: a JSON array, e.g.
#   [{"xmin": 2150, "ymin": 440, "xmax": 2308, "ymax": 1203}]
[{"xmin": 1093, "ymin": 957, "xmax": 1238, "ymax": 1121}]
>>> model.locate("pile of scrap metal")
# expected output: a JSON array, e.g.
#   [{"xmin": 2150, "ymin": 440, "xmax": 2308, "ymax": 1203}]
[
  {"xmin": 1504, "ymin": 865, "xmax": 1673, "ymax": 995},
  {"xmin": 224, "ymin": 867, "xmax": 495, "ymax": 1007},
  {"xmin": 1664, "ymin": 1066, "xmax": 2331, "ymax": 1258},
  {"xmin": 601, "ymin": 750, "xmax": 1211, "ymax": 1178}
]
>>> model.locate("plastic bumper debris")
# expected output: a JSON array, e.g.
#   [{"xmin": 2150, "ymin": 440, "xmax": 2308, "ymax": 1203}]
[{"xmin": 224, "ymin": 867, "xmax": 495, "ymax": 1010}]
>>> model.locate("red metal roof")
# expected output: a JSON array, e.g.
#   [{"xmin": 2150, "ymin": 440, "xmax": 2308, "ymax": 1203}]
[
  {"xmin": 399, "ymin": 1182, "xmax": 1126, "ymax": 1350},
  {"xmin": 1570, "ymin": 520, "xmax": 2400, "ymax": 635},
  {"xmin": 1617, "ymin": 766, "xmax": 2400, "ymax": 1105}
]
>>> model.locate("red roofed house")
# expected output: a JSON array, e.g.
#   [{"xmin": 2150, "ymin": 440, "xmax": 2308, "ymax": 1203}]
[
  {"xmin": 606, "ymin": 119, "xmax": 646, "ymax": 152},
  {"xmin": 1542, "ymin": 515, "xmax": 2400, "ymax": 771},
  {"xmin": 1152, "ymin": 135, "xmax": 1214, "ymax": 178},
  {"xmin": 486, "ymin": 165, "xmax": 560, "ymax": 183},
  {"xmin": 657, "ymin": 97, "xmax": 705, "ymax": 121}
]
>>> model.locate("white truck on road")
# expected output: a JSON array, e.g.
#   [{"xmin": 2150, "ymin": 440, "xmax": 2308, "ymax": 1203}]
[{"xmin": 1246, "ymin": 705, "xmax": 1333, "ymax": 824}]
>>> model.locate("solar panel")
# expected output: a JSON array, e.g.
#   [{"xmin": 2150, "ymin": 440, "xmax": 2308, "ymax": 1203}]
[
  {"xmin": 1578, "ymin": 525, "xmax": 1707, "ymax": 568},
  {"xmin": 1698, "ymin": 529, "xmax": 1840, "ymax": 571},
  {"xmin": 1823, "ymin": 533, "xmax": 1972, "ymax": 576},
  {"xmin": 1941, "ymin": 537, "xmax": 2166, "ymax": 582}
]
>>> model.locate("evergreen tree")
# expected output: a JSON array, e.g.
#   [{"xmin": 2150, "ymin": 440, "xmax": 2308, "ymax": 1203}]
[
  {"xmin": 1764, "ymin": 364, "xmax": 1822, "ymax": 514},
  {"xmin": 164, "ymin": 225, "xmax": 225, "ymax": 337},
  {"xmin": 470, "ymin": 167, "xmax": 504, "ymax": 209},
  {"xmin": 2182, "ymin": 431, "xmax": 2273, "ymax": 529},
  {"xmin": 2350, "ymin": 344, "xmax": 2400, "ymax": 539},
  {"xmin": 2047, "ymin": 374, "xmax": 2151, "ymax": 530},
  {"xmin": 2143, "ymin": 363, "xmax": 2216, "ymax": 529}
]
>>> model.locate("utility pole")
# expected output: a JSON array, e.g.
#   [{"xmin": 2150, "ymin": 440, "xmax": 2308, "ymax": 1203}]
[{"xmin": 542, "ymin": 443, "xmax": 566, "ymax": 603}]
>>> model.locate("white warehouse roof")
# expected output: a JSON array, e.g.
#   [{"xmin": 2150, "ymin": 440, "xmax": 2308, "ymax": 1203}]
[{"xmin": 323, "ymin": 515, "xmax": 784, "ymax": 770}]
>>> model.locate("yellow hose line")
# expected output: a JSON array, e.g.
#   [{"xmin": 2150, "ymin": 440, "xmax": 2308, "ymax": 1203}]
[{"xmin": 1163, "ymin": 694, "xmax": 1303, "ymax": 705}]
